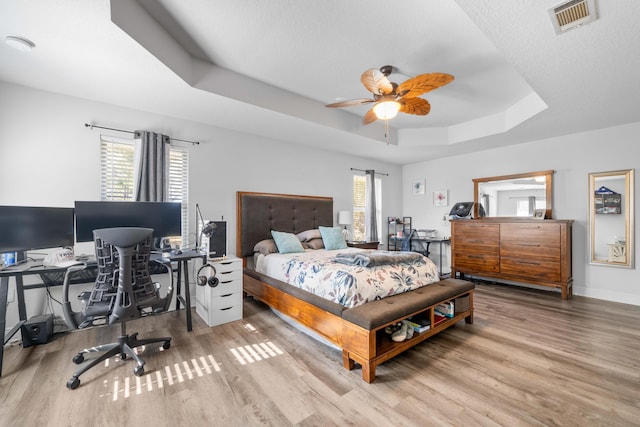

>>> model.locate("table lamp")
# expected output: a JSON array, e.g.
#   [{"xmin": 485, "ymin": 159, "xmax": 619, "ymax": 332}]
[{"xmin": 338, "ymin": 210, "xmax": 353, "ymax": 241}]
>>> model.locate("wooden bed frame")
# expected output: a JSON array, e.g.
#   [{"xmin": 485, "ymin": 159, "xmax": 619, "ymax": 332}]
[{"xmin": 236, "ymin": 191, "xmax": 474, "ymax": 382}]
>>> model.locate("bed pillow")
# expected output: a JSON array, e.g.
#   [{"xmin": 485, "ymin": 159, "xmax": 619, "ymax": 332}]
[
  {"xmin": 304, "ymin": 238, "xmax": 325, "ymax": 249},
  {"xmin": 271, "ymin": 230, "xmax": 305, "ymax": 254},
  {"xmin": 319, "ymin": 226, "xmax": 348, "ymax": 250},
  {"xmin": 254, "ymin": 239, "xmax": 279, "ymax": 256},
  {"xmin": 296, "ymin": 229, "xmax": 322, "ymax": 242}
]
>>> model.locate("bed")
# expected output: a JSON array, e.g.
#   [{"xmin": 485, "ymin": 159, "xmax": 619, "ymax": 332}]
[{"xmin": 236, "ymin": 191, "xmax": 475, "ymax": 382}]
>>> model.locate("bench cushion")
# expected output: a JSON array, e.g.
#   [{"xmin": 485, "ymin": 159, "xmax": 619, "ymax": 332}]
[{"xmin": 341, "ymin": 279, "xmax": 475, "ymax": 330}]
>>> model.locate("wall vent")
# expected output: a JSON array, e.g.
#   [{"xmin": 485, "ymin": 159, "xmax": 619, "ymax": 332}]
[{"xmin": 548, "ymin": 0, "xmax": 597, "ymax": 34}]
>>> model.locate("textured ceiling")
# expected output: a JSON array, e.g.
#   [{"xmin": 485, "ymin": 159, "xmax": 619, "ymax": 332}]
[{"xmin": 1, "ymin": 0, "xmax": 639, "ymax": 164}]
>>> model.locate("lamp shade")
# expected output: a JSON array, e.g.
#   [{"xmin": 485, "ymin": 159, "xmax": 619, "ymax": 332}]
[
  {"xmin": 338, "ymin": 210, "xmax": 353, "ymax": 225},
  {"xmin": 373, "ymin": 100, "xmax": 401, "ymax": 120}
]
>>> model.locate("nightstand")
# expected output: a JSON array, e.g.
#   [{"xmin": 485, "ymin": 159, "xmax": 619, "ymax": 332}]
[
  {"xmin": 195, "ymin": 256, "xmax": 243, "ymax": 327},
  {"xmin": 347, "ymin": 241, "xmax": 379, "ymax": 249}
]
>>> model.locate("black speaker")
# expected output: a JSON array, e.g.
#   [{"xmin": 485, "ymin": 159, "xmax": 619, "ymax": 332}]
[
  {"xmin": 21, "ymin": 314, "xmax": 53, "ymax": 348},
  {"xmin": 203, "ymin": 221, "xmax": 227, "ymax": 259}
]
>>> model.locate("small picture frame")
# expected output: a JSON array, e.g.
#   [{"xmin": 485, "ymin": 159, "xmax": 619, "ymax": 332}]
[
  {"xmin": 533, "ymin": 209, "xmax": 546, "ymax": 220},
  {"xmin": 433, "ymin": 190, "xmax": 448, "ymax": 207},
  {"xmin": 413, "ymin": 179, "xmax": 425, "ymax": 195}
]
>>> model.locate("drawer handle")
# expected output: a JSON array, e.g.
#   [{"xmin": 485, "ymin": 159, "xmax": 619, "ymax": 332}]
[
  {"xmin": 220, "ymin": 262, "xmax": 233, "ymax": 265},
  {"xmin": 220, "ymin": 293, "xmax": 233, "ymax": 297},
  {"xmin": 220, "ymin": 271, "xmax": 233, "ymax": 275},
  {"xmin": 516, "ymin": 260, "xmax": 540, "ymax": 265},
  {"xmin": 516, "ymin": 243, "xmax": 541, "ymax": 247},
  {"xmin": 468, "ymin": 255, "xmax": 484, "ymax": 259},
  {"xmin": 220, "ymin": 280, "xmax": 233, "ymax": 284},
  {"xmin": 221, "ymin": 306, "xmax": 233, "ymax": 311}
]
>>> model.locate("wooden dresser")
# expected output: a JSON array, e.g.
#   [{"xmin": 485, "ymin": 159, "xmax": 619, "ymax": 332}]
[{"xmin": 451, "ymin": 219, "xmax": 573, "ymax": 299}]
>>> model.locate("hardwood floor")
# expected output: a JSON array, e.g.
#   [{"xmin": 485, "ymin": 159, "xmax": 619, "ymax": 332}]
[{"xmin": 1, "ymin": 283, "xmax": 639, "ymax": 426}]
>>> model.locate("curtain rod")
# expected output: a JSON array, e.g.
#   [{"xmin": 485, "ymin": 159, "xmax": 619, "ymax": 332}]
[
  {"xmin": 350, "ymin": 168, "xmax": 389, "ymax": 176},
  {"xmin": 84, "ymin": 123, "xmax": 200, "ymax": 145}
]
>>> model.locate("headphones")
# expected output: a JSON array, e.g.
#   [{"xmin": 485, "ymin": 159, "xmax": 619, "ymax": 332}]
[{"xmin": 197, "ymin": 263, "xmax": 219, "ymax": 287}]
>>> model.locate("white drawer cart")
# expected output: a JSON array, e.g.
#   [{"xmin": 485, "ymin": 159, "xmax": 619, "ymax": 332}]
[{"xmin": 195, "ymin": 256, "xmax": 243, "ymax": 327}]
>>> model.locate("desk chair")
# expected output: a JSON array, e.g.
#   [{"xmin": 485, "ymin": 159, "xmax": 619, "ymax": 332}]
[{"xmin": 62, "ymin": 227, "xmax": 174, "ymax": 390}]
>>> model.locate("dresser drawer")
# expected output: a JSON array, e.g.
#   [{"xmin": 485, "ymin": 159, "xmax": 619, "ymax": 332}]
[
  {"xmin": 500, "ymin": 257, "xmax": 560, "ymax": 282},
  {"xmin": 501, "ymin": 223, "xmax": 560, "ymax": 244},
  {"xmin": 500, "ymin": 242, "xmax": 560, "ymax": 261},
  {"xmin": 453, "ymin": 253, "xmax": 500, "ymax": 274},
  {"xmin": 453, "ymin": 222, "xmax": 500, "ymax": 242}
]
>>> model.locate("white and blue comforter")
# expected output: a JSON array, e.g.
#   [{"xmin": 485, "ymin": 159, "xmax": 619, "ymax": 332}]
[{"xmin": 255, "ymin": 248, "xmax": 440, "ymax": 308}]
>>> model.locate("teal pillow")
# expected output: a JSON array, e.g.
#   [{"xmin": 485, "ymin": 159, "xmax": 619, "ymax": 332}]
[
  {"xmin": 319, "ymin": 226, "xmax": 348, "ymax": 250},
  {"xmin": 271, "ymin": 230, "xmax": 305, "ymax": 254}
]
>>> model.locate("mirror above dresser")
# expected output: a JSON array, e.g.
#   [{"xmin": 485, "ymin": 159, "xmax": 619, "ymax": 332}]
[{"xmin": 473, "ymin": 170, "xmax": 554, "ymax": 219}]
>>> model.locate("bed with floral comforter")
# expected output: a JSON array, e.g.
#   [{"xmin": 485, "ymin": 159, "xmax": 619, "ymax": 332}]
[{"xmin": 254, "ymin": 248, "xmax": 440, "ymax": 308}]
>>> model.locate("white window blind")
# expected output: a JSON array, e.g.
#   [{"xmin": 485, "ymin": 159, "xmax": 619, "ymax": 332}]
[{"xmin": 100, "ymin": 135, "xmax": 189, "ymax": 247}]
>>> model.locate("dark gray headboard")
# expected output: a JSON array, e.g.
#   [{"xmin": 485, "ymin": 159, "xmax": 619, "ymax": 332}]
[{"xmin": 236, "ymin": 192, "xmax": 334, "ymax": 258}]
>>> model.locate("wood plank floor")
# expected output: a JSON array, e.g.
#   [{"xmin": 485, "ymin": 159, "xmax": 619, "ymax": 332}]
[{"xmin": 1, "ymin": 283, "xmax": 639, "ymax": 426}]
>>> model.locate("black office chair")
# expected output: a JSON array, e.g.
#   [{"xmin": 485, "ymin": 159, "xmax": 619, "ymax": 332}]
[{"xmin": 62, "ymin": 227, "xmax": 174, "ymax": 390}]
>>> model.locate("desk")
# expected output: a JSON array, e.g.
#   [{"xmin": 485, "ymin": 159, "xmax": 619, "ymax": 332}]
[
  {"xmin": 166, "ymin": 250, "xmax": 207, "ymax": 332},
  {"xmin": 411, "ymin": 237, "xmax": 450, "ymax": 277},
  {"xmin": 0, "ymin": 250, "xmax": 205, "ymax": 376}
]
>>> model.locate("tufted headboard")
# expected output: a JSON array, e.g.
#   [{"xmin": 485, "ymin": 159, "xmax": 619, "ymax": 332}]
[{"xmin": 236, "ymin": 192, "xmax": 334, "ymax": 259}]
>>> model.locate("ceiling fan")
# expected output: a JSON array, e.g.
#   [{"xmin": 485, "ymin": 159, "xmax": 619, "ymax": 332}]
[{"xmin": 326, "ymin": 65, "xmax": 454, "ymax": 125}]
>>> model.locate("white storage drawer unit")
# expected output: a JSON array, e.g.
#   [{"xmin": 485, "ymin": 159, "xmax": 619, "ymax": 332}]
[{"xmin": 195, "ymin": 256, "xmax": 243, "ymax": 327}]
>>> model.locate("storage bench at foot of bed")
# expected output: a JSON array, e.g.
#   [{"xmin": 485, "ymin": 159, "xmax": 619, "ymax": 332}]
[
  {"xmin": 340, "ymin": 278, "xmax": 474, "ymax": 383},
  {"xmin": 243, "ymin": 270, "xmax": 474, "ymax": 383}
]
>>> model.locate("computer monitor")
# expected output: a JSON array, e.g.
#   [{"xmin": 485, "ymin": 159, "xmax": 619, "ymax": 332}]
[
  {"xmin": 74, "ymin": 201, "xmax": 182, "ymax": 243},
  {"xmin": 0, "ymin": 206, "xmax": 75, "ymax": 257}
]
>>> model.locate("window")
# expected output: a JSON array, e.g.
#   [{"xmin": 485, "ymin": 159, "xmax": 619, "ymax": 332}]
[
  {"xmin": 352, "ymin": 174, "xmax": 382, "ymax": 241},
  {"xmin": 100, "ymin": 135, "xmax": 189, "ymax": 246}
]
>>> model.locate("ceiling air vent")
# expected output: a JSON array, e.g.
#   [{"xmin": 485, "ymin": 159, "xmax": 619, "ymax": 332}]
[{"xmin": 548, "ymin": 0, "xmax": 597, "ymax": 34}]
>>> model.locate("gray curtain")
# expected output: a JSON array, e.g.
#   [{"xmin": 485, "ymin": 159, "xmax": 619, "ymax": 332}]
[
  {"xmin": 528, "ymin": 196, "xmax": 536, "ymax": 216},
  {"xmin": 134, "ymin": 130, "xmax": 169, "ymax": 202},
  {"xmin": 365, "ymin": 170, "xmax": 378, "ymax": 242}
]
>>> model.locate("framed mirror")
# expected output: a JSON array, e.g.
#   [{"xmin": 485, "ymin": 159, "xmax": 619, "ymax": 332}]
[
  {"xmin": 589, "ymin": 169, "xmax": 634, "ymax": 268},
  {"xmin": 473, "ymin": 170, "xmax": 554, "ymax": 219}
]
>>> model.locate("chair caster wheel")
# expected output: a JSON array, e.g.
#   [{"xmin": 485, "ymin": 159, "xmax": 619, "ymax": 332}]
[
  {"xmin": 67, "ymin": 377, "xmax": 80, "ymax": 390},
  {"xmin": 162, "ymin": 341, "xmax": 171, "ymax": 350},
  {"xmin": 72, "ymin": 354, "xmax": 84, "ymax": 364},
  {"xmin": 121, "ymin": 353, "xmax": 127, "ymax": 360},
  {"xmin": 134, "ymin": 366, "xmax": 144, "ymax": 377}
]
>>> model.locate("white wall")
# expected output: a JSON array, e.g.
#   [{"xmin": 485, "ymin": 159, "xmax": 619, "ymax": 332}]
[
  {"xmin": 403, "ymin": 121, "xmax": 640, "ymax": 305},
  {"xmin": 0, "ymin": 82, "xmax": 402, "ymax": 331}
]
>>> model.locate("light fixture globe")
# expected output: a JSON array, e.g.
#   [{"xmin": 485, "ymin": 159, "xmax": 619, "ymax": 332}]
[
  {"xmin": 373, "ymin": 100, "xmax": 401, "ymax": 120},
  {"xmin": 5, "ymin": 35, "xmax": 35, "ymax": 52}
]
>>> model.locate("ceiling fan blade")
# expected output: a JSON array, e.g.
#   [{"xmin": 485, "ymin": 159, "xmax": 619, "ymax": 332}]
[
  {"xmin": 396, "ymin": 73, "xmax": 454, "ymax": 98},
  {"xmin": 363, "ymin": 109, "xmax": 378, "ymax": 125},
  {"xmin": 325, "ymin": 99, "xmax": 375, "ymax": 108},
  {"xmin": 361, "ymin": 69, "xmax": 394, "ymax": 95},
  {"xmin": 399, "ymin": 97, "xmax": 431, "ymax": 115}
]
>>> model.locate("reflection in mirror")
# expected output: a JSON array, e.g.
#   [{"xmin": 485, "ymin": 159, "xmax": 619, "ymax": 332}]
[
  {"xmin": 473, "ymin": 170, "xmax": 554, "ymax": 219},
  {"xmin": 589, "ymin": 169, "xmax": 634, "ymax": 268}
]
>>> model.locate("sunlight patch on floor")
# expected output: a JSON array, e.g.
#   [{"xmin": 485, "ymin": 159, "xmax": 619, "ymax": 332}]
[
  {"xmin": 98, "ymin": 353, "xmax": 221, "ymax": 400},
  {"xmin": 230, "ymin": 341, "xmax": 283, "ymax": 365}
]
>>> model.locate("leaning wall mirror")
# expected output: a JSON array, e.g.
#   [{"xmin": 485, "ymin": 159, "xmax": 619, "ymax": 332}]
[
  {"xmin": 589, "ymin": 169, "xmax": 634, "ymax": 268},
  {"xmin": 473, "ymin": 170, "xmax": 554, "ymax": 219}
]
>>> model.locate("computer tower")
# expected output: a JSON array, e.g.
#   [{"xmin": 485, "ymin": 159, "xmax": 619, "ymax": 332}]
[
  {"xmin": 21, "ymin": 314, "xmax": 54, "ymax": 348},
  {"xmin": 202, "ymin": 221, "xmax": 227, "ymax": 259}
]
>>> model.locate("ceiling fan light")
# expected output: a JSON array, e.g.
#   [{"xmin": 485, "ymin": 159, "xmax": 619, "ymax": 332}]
[{"xmin": 373, "ymin": 100, "xmax": 401, "ymax": 120}]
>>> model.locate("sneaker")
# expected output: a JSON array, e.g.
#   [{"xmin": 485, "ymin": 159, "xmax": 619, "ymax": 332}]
[
  {"xmin": 391, "ymin": 322, "xmax": 408, "ymax": 342},
  {"xmin": 403, "ymin": 320, "xmax": 414, "ymax": 340},
  {"xmin": 384, "ymin": 322, "xmax": 402, "ymax": 335}
]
